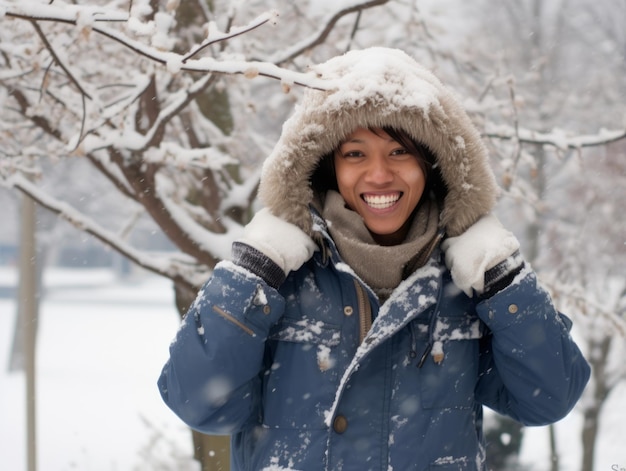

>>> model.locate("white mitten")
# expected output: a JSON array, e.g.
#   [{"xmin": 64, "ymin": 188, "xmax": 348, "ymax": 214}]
[
  {"xmin": 441, "ymin": 214, "xmax": 520, "ymax": 296},
  {"xmin": 237, "ymin": 208, "xmax": 317, "ymax": 275}
]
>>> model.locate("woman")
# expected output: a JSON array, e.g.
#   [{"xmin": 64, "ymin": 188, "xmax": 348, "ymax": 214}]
[{"xmin": 158, "ymin": 48, "xmax": 590, "ymax": 470}]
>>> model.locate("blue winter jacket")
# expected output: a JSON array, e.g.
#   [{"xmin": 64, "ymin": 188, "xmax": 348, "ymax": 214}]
[{"xmin": 158, "ymin": 214, "xmax": 590, "ymax": 471}]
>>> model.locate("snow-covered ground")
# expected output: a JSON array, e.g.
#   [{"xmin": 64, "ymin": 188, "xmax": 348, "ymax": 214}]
[
  {"xmin": 1, "ymin": 267, "xmax": 624, "ymax": 470},
  {"xmin": 0, "ymin": 268, "xmax": 196, "ymax": 470}
]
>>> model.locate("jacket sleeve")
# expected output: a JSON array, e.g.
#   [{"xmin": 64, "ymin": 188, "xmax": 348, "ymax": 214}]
[
  {"xmin": 474, "ymin": 266, "xmax": 590, "ymax": 426},
  {"xmin": 157, "ymin": 261, "xmax": 285, "ymax": 434}
]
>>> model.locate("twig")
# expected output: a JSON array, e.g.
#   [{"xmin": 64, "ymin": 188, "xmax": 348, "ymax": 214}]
[
  {"xmin": 344, "ymin": 10, "xmax": 362, "ymax": 53},
  {"xmin": 75, "ymin": 93, "xmax": 87, "ymax": 151},
  {"xmin": 31, "ymin": 20, "xmax": 92, "ymax": 100},
  {"xmin": 267, "ymin": 0, "xmax": 390, "ymax": 65},
  {"xmin": 182, "ymin": 12, "xmax": 276, "ymax": 63},
  {"xmin": 507, "ymin": 77, "xmax": 523, "ymax": 181}
]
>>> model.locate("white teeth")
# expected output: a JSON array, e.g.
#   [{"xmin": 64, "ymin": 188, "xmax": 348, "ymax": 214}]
[{"xmin": 363, "ymin": 194, "xmax": 400, "ymax": 209}]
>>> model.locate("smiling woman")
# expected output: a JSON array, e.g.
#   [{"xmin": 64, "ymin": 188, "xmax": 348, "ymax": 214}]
[
  {"xmin": 333, "ymin": 127, "xmax": 429, "ymax": 245},
  {"xmin": 158, "ymin": 47, "xmax": 590, "ymax": 471}
]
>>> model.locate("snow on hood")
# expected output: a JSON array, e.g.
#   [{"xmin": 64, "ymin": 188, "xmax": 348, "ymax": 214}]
[{"xmin": 258, "ymin": 47, "xmax": 498, "ymax": 238}]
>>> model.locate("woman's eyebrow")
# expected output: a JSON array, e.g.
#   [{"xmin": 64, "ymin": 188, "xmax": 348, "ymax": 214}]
[{"xmin": 342, "ymin": 137, "xmax": 397, "ymax": 145}]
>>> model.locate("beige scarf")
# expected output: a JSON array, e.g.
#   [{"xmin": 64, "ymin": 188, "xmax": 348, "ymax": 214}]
[{"xmin": 323, "ymin": 191, "xmax": 441, "ymax": 301}]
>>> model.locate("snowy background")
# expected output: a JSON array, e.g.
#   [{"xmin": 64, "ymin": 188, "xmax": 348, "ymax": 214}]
[
  {"xmin": 1, "ymin": 1, "xmax": 625, "ymax": 468},
  {"xmin": 1, "ymin": 266, "xmax": 625, "ymax": 471}
]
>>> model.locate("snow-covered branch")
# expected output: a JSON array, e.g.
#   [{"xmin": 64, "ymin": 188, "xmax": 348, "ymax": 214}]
[
  {"xmin": 1, "ymin": 0, "xmax": 331, "ymax": 90},
  {"xmin": 485, "ymin": 124, "xmax": 626, "ymax": 150},
  {"xmin": 90, "ymin": 23, "xmax": 329, "ymax": 88},
  {"xmin": 6, "ymin": 173, "xmax": 210, "ymax": 290},
  {"xmin": 87, "ymin": 74, "xmax": 219, "ymax": 153},
  {"xmin": 0, "ymin": 0, "xmax": 128, "ymax": 23}
]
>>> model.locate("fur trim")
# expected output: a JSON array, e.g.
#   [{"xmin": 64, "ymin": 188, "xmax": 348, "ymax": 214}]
[{"xmin": 258, "ymin": 48, "xmax": 498, "ymax": 237}]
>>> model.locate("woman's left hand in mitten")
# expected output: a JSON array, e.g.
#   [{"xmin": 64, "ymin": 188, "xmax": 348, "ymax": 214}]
[{"xmin": 441, "ymin": 214, "xmax": 523, "ymax": 297}]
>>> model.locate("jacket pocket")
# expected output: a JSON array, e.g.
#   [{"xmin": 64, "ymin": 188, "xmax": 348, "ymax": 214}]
[
  {"xmin": 419, "ymin": 315, "xmax": 483, "ymax": 410},
  {"xmin": 263, "ymin": 318, "xmax": 342, "ymax": 429}
]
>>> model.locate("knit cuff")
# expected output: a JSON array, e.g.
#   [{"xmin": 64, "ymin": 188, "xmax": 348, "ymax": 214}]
[
  {"xmin": 232, "ymin": 242, "xmax": 287, "ymax": 289},
  {"xmin": 481, "ymin": 250, "xmax": 525, "ymax": 298}
]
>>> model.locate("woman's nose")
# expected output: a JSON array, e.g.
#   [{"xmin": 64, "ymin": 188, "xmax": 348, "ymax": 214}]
[{"xmin": 364, "ymin": 155, "xmax": 394, "ymax": 184}]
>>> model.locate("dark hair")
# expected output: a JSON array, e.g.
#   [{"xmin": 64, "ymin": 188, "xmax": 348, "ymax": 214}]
[
  {"xmin": 310, "ymin": 127, "xmax": 447, "ymax": 202},
  {"xmin": 310, "ymin": 151, "xmax": 338, "ymax": 193}
]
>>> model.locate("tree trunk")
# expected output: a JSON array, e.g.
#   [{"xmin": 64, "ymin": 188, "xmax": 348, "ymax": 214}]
[
  {"xmin": 581, "ymin": 406, "xmax": 599, "ymax": 471},
  {"xmin": 17, "ymin": 193, "xmax": 39, "ymax": 471},
  {"xmin": 174, "ymin": 280, "xmax": 231, "ymax": 471},
  {"xmin": 192, "ymin": 430, "xmax": 231, "ymax": 471},
  {"xmin": 548, "ymin": 424, "xmax": 559, "ymax": 471},
  {"xmin": 580, "ymin": 336, "xmax": 611, "ymax": 471}
]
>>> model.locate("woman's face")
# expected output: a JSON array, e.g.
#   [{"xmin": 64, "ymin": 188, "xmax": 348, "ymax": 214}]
[{"xmin": 334, "ymin": 127, "xmax": 427, "ymax": 246}]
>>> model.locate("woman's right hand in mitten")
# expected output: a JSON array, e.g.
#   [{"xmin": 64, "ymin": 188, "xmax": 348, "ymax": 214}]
[{"xmin": 232, "ymin": 208, "xmax": 318, "ymax": 288}]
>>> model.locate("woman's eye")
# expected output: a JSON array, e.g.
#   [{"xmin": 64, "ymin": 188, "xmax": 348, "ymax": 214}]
[
  {"xmin": 391, "ymin": 148, "xmax": 409, "ymax": 156},
  {"xmin": 343, "ymin": 150, "xmax": 364, "ymax": 158},
  {"xmin": 390, "ymin": 148, "xmax": 413, "ymax": 160}
]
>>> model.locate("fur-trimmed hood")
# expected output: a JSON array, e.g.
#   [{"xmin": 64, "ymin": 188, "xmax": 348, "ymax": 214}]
[{"xmin": 258, "ymin": 47, "xmax": 498, "ymax": 238}]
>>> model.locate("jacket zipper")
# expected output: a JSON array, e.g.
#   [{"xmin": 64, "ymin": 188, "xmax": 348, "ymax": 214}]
[{"xmin": 353, "ymin": 279, "xmax": 372, "ymax": 343}]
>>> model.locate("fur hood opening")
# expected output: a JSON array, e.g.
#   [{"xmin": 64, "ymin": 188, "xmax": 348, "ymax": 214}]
[{"xmin": 258, "ymin": 47, "xmax": 499, "ymax": 238}]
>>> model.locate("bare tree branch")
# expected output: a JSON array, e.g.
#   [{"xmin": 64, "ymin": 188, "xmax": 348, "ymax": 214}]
[
  {"xmin": 140, "ymin": 74, "xmax": 218, "ymax": 151},
  {"xmin": 265, "ymin": 0, "xmax": 391, "ymax": 65},
  {"xmin": 182, "ymin": 11, "xmax": 278, "ymax": 63},
  {"xmin": 30, "ymin": 20, "xmax": 92, "ymax": 100},
  {"xmin": 9, "ymin": 87, "xmax": 64, "ymax": 140}
]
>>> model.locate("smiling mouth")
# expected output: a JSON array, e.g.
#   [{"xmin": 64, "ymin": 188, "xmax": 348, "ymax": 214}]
[{"xmin": 362, "ymin": 193, "xmax": 401, "ymax": 209}]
